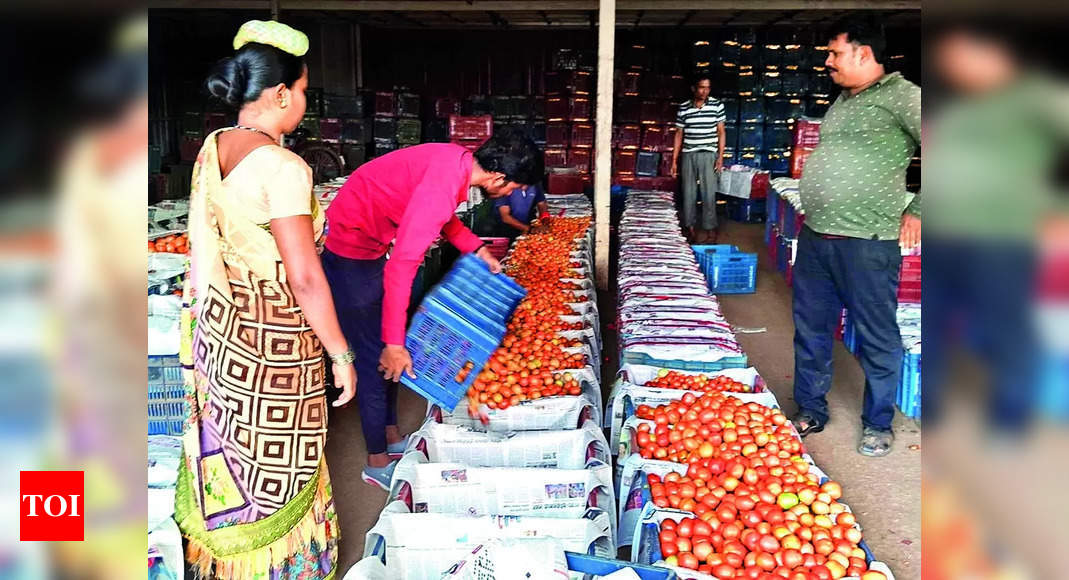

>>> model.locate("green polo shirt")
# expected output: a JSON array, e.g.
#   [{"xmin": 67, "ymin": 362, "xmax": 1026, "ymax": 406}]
[{"xmin": 800, "ymin": 71, "xmax": 921, "ymax": 240}]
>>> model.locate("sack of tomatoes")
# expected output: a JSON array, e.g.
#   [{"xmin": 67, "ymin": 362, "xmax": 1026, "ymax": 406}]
[{"xmin": 149, "ymin": 233, "xmax": 188, "ymax": 254}]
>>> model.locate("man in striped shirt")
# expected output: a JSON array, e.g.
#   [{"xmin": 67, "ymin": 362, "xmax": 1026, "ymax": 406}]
[{"xmin": 672, "ymin": 73, "xmax": 726, "ymax": 243}]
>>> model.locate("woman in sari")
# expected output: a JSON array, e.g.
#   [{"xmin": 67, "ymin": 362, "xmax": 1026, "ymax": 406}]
[{"xmin": 176, "ymin": 20, "xmax": 356, "ymax": 579}]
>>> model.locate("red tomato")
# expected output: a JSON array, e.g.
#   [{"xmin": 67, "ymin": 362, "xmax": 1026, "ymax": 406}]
[{"xmin": 678, "ymin": 553, "xmax": 700, "ymax": 570}]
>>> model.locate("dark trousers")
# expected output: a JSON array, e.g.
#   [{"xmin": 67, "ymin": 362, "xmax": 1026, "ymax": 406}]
[
  {"xmin": 792, "ymin": 226, "xmax": 902, "ymax": 431},
  {"xmin": 923, "ymin": 238, "xmax": 1037, "ymax": 431},
  {"xmin": 321, "ymin": 249, "xmax": 397, "ymax": 455}
]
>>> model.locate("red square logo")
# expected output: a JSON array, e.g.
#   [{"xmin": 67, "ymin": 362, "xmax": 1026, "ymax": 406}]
[{"xmin": 20, "ymin": 471, "xmax": 84, "ymax": 541}]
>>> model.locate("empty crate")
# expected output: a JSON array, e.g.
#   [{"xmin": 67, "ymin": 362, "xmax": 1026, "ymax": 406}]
[{"xmin": 635, "ymin": 151, "xmax": 660, "ymax": 177}]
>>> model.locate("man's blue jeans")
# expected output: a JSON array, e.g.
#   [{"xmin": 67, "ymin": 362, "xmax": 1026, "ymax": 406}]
[{"xmin": 792, "ymin": 226, "xmax": 903, "ymax": 431}]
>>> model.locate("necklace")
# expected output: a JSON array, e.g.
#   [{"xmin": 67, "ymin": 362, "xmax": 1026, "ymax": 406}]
[{"xmin": 233, "ymin": 124, "xmax": 278, "ymax": 141}]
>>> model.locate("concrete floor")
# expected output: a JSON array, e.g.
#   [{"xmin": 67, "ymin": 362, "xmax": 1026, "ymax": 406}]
[{"xmin": 324, "ymin": 218, "xmax": 922, "ymax": 579}]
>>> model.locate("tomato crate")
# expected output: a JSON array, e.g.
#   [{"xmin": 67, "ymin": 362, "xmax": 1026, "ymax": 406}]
[
  {"xmin": 402, "ymin": 255, "xmax": 526, "ymax": 411},
  {"xmin": 548, "ymin": 172, "xmax": 585, "ymax": 195},
  {"xmin": 692, "ymin": 244, "xmax": 758, "ymax": 294},
  {"xmin": 544, "ymin": 148, "xmax": 568, "ymax": 169},
  {"xmin": 148, "ymin": 355, "xmax": 186, "ymax": 436}
]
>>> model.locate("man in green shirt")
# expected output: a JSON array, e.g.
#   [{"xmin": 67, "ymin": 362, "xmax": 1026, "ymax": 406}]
[{"xmin": 790, "ymin": 15, "xmax": 921, "ymax": 457}]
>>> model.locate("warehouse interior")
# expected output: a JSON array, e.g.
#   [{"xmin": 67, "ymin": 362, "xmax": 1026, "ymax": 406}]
[{"xmin": 148, "ymin": 2, "xmax": 921, "ymax": 577}]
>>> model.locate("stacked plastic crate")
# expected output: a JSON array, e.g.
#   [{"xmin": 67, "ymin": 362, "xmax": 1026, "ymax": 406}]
[
  {"xmin": 611, "ymin": 45, "xmax": 681, "ymax": 191},
  {"xmin": 544, "ymin": 66, "xmax": 594, "ymax": 194},
  {"xmin": 710, "ymin": 31, "xmax": 835, "ymax": 182}
]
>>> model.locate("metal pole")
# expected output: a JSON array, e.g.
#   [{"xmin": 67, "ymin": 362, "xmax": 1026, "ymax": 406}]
[
  {"xmin": 594, "ymin": 0, "xmax": 615, "ymax": 290},
  {"xmin": 270, "ymin": 0, "xmax": 279, "ymax": 20}
]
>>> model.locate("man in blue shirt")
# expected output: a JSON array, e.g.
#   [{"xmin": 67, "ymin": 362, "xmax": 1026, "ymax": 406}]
[{"xmin": 493, "ymin": 183, "xmax": 549, "ymax": 238}]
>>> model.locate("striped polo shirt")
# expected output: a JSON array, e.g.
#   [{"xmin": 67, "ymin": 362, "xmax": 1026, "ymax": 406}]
[{"xmin": 675, "ymin": 98, "xmax": 726, "ymax": 153}]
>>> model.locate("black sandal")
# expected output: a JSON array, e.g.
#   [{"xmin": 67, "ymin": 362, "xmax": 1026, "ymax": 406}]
[{"xmin": 790, "ymin": 411, "xmax": 826, "ymax": 437}]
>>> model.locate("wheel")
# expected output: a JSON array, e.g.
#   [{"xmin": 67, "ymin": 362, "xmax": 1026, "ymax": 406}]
[{"xmin": 298, "ymin": 144, "xmax": 345, "ymax": 184}]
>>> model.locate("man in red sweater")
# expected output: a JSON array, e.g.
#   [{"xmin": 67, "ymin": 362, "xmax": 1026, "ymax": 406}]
[{"xmin": 322, "ymin": 128, "xmax": 544, "ymax": 488}]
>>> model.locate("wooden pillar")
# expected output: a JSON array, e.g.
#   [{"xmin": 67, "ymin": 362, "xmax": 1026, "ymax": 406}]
[{"xmin": 594, "ymin": 0, "xmax": 615, "ymax": 290}]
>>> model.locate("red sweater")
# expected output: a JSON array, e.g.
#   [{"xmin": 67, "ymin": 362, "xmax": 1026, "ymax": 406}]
[{"xmin": 324, "ymin": 143, "xmax": 483, "ymax": 345}]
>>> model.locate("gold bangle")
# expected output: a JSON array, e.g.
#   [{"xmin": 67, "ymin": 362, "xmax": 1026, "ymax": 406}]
[{"xmin": 329, "ymin": 349, "xmax": 355, "ymax": 365}]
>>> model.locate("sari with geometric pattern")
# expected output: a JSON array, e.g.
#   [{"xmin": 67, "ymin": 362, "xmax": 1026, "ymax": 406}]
[{"xmin": 176, "ymin": 128, "xmax": 338, "ymax": 579}]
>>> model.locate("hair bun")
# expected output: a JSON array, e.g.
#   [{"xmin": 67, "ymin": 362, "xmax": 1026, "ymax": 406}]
[{"xmin": 206, "ymin": 57, "xmax": 248, "ymax": 108}]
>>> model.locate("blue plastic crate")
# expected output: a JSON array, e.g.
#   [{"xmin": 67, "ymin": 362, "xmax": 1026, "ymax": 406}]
[
  {"xmin": 737, "ymin": 123, "xmax": 764, "ymax": 151},
  {"xmin": 693, "ymin": 244, "xmax": 758, "ymax": 294},
  {"xmin": 620, "ymin": 350, "xmax": 748, "ymax": 372},
  {"xmin": 565, "ymin": 552, "xmax": 676, "ymax": 580},
  {"xmin": 400, "ymin": 255, "xmax": 525, "ymax": 411},
  {"xmin": 148, "ymin": 382, "xmax": 187, "ymax": 436},
  {"xmin": 726, "ymin": 198, "xmax": 766, "ymax": 224},
  {"xmin": 898, "ymin": 351, "xmax": 922, "ymax": 419},
  {"xmin": 739, "ymin": 97, "xmax": 765, "ymax": 124},
  {"xmin": 763, "ymin": 124, "xmax": 793, "ymax": 150},
  {"xmin": 764, "ymin": 149, "xmax": 791, "ymax": 176}
]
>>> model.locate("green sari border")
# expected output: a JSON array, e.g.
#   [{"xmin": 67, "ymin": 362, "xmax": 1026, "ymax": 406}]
[{"xmin": 175, "ymin": 459, "xmax": 322, "ymax": 557}]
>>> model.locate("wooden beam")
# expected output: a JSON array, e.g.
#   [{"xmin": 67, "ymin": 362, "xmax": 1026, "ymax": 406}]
[
  {"xmin": 676, "ymin": 9, "xmax": 696, "ymax": 26},
  {"xmin": 149, "ymin": 0, "xmax": 919, "ymax": 11},
  {"xmin": 538, "ymin": 10, "xmax": 551, "ymax": 25},
  {"xmin": 594, "ymin": 0, "xmax": 614, "ymax": 291}
]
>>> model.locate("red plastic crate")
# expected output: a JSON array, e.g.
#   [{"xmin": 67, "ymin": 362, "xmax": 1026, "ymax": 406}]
[
  {"xmin": 790, "ymin": 147, "xmax": 814, "ymax": 179},
  {"xmin": 617, "ymin": 96, "xmax": 641, "ymax": 123},
  {"xmin": 319, "ymin": 118, "xmax": 342, "ymax": 142},
  {"xmin": 568, "ymin": 148, "xmax": 592, "ymax": 173},
  {"xmin": 640, "ymin": 125, "xmax": 664, "ymax": 151},
  {"xmin": 374, "ymin": 92, "xmax": 395, "ymax": 117},
  {"xmin": 449, "ymin": 115, "xmax": 493, "ymax": 141},
  {"xmin": 571, "ymin": 124, "xmax": 594, "ymax": 148},
  {"xmin": 179, "ymin": 136, "xmax": 203, "ymax": 163},
  {"xmin": 793, "ymin": 118, "xmax": 822, "ymax": 150},
  {"xmin": 614, "ymin": 174, "xmax": 637, "ymax": 187},
  {"xmin": 614, "ymin": 124, "xmax": 641, "ymax": 149},
  {"xmin": 898, "ymin": 255, "xmax": 921, "ymax": 303},
  {"xmin": 569, "ymin": 98, "xmax": 591, "ymax": 121},
  {"xmin": 639, "ymin": 100, "xmax": 661, "ymax": 124},
  {"xmin": 480, "ymin": 237, "xmax": 510, "ymax": 260},
  {"xmin": 619, "ymin": 71, "xmax": 641, "ymax": 94},
  {"xmin": 450, "ymin": 139, "xmax": 484, "ymax": 152},
  {"xmin": 546, "ymin": 122, "xmax": 570, "ymax": 148},
  {"xmin": 547, "ymin": 172, "xmax": 585, "ymax": 195},
  {"xmin": 204, "ymin": 112, "xmax": 228, "ymax": 134},
  {"xmin": 613, "ymin": 150, "xmax": 637, "ymax": 175},
  {"xmin": 545, "ymin": 97, "xmax": 568, "ymax": 120},
  {"xmin": 544, "ymin": 148, "xmax": 568, "ymax": 169},
  {"xmin": 545, "ymin": 70, "xmax": 593, "ymax": 95},
  {"xmin": 433, "ymin": 98, "xmax": 460, "ymax": 119},
  {"xmin": 749, "ymin": 172, "xmax": 770, "ymax": 200}
]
